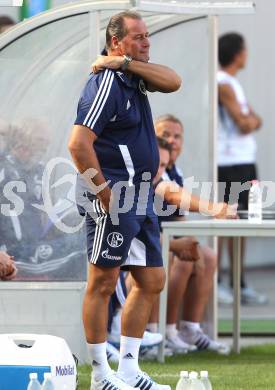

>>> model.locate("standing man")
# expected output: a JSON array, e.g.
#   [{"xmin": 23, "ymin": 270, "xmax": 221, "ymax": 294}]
[
  {"xmin": 69, "ymin": 11, "xmax": 181, "ymax": 390},
  {"xmin": 217, "ymin": 32, "xmax": 267, "ymax": 305}
]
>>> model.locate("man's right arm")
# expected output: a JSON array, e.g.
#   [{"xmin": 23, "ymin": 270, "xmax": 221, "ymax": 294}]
[
  {"xmin": 219, "ymin": 83, "xmax": 262, "ymax": 134},
  {"xmin": 156, "ymin": 180, "xmax": 237, "ymax": 218},
  {"xmin": 68, "ymin": 125, "xmax": 111, "ymax": 212}
]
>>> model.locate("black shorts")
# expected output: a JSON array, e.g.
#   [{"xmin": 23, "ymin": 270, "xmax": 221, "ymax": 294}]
[{"xmin": 218, "ymin": 163, "xmax": 257, "ymax": 210}]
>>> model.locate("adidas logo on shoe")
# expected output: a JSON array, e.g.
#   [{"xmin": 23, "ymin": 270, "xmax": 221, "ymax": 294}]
[{"xmin": 123, "ymin": 353, "xmax": 134, "ymax": 359}]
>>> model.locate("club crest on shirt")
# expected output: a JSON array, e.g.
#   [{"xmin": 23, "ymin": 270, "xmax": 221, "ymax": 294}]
[{"xmin": 139, "ymin": 80, "xmax": 147, "ymax": 95}]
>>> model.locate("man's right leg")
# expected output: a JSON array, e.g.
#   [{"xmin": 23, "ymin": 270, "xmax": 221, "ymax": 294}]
[
  {"xmin": 80, "ymin": 200, "xmax": 142, "ymax": 389},
  {"xmin": 147, "ymin": 251, "xmax": 175, "ymax": 328},
  {"xmin": 85, "ymin": 264, "xmax": 138, "ymax": 390},
  {"xmin": 84, "ymin": 264, "xmax": 120, "ymax": 381}
]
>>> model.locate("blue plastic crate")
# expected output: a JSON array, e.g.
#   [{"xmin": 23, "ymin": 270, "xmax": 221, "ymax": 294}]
[{"xmin": 0, "ymin": 365, "xmax": 51, "ymax": 390}]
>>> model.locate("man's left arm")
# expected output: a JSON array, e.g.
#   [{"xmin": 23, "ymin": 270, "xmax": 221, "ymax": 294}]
[
  {"xmin": 249, "ymin": 106, "xmax": 262, "ymax": 129},
  {"xmin": 92, "ymin": 55, "xmax": 181, "ymax": 93},
  {"xmin": 128, "ymin": 60, "xmax": 181, "ymax": 93}
]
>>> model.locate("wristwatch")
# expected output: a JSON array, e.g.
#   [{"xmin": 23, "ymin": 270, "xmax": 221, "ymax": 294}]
[{"xmin": 121, "ymin": 55, "xmax": 132, "ymax": 71}]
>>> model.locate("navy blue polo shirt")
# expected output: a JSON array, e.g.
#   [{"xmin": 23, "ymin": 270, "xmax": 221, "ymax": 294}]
[{"xmin": 75, "ymin": 69, "xmax": 159, "ymax": 189}]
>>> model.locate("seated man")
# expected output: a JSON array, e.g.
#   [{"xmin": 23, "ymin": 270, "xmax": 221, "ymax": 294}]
[{"xmin": 151, "ymin": 114, "xmax": 236, "ymax": 354}]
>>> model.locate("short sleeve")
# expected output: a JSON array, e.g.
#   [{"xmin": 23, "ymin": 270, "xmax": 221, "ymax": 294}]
[{"xmin": 74, "ymin": 69, "xmax": 118, "ymax": 136}]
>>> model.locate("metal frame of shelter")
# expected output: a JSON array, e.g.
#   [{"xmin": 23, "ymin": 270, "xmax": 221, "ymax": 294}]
[{"xmin": 0, "ymin": 0, "xmax": 255, "ymax": 362}]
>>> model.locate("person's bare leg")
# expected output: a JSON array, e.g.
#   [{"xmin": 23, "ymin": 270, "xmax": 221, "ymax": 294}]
[
  {"xmin": 180, "ymin": 246, "xmax": 230, "ymax": 354},
  {"xmin": 125, "ymin": 272, "xmax": 133, "ymax": 292},
  {"xmin": 83, "ymin": 264, "xmax": 120, "ymax": 342},
  {"xmin": 148, "ymin": 296, "xmax": 160, "ymax": 326},
  {"xmin": 219, "ymin": 236, "xmax": 245, "ymax": 287},
  {"xmin": 121, "ymin": 266, "xmax": 165, "ymax": 337},
  {"xmin": 117, "ymin": 266, "xmax": 165, "ymax": 378},
  {"xmin": 183, "ymin": 246, "xmax": 217, "ymax": 322},
  {"xmin": 84, "ymin": 264, "xmax": 120, "ymax": 381},
  {"xmin": 148, "ymin": 252, "xmax": 180, "ymax": 326},
  {"xmin": 167, "ymin": 258, "xmax": 193, "ymax": 324},
  {"xmin": 164, "ymin": 254, "xmax": 197, "ymax": 353}
]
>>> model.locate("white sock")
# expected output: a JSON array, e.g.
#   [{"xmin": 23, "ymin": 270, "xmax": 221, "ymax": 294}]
[
  {"xmin": 87, "ymin": 342, "xmax": 112, "ymax": 381},
  {"xmin": 117, "ymin": 336, "xmax": 141, "ymax": 378},
  {"xmin": 166, "ymin": 323, "xmax": 177, "ymax": 338},
  {"xmin": 181, "ymin": 320, "xmax": 200, "ymax": 332},
  {"xmin": 146, "ymin": 323, "xmax": 158, "ymax": 333}
]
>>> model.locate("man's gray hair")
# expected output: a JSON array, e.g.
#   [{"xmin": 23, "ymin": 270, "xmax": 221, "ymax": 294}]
[
  {"xmin": 105, "ymin": 11, "xmax": 142, "ymax": 50},
  {"xmin": 154, "ymin": 114, "xmax": 183, "ymax": 129}
]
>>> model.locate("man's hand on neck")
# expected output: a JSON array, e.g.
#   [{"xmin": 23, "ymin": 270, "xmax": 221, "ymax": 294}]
[{"xmin": 91, "ymin": 54, "xmax": 125, "ymax": 74}]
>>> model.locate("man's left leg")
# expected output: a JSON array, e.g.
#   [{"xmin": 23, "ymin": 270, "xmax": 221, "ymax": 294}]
[{"xmin": 117, "ymin": 265, "xmax": 170, "ymax": 389}]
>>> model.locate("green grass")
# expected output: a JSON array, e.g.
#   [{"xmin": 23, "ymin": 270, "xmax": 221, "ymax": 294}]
[
  {"xmin": 219, "ymin": 319, "xmax": 275, "ymax": 334},
  {"xmin": 77, "ymin": 344, "xmax": 275, "ymax": 390}
]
